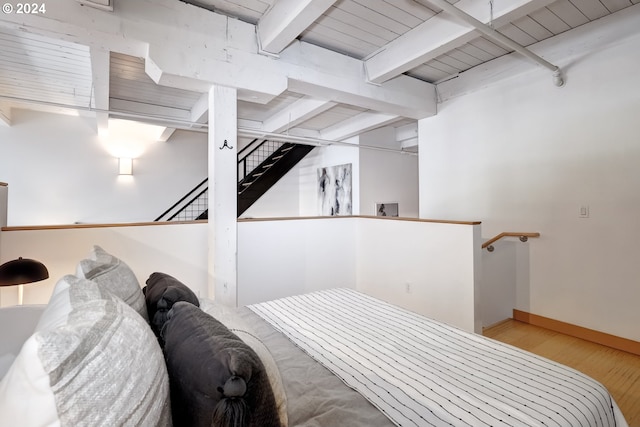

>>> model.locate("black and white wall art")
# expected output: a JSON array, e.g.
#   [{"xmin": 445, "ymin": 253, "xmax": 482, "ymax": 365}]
[{"xmin": 317, "ymin": 163, "xmax": 352, "ymax": 216}]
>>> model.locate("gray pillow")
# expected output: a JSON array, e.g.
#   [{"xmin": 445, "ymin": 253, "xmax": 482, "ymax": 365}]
[
  {"xmin": 0, "ymin": 275, "xmax": 171, "ymax": 426},
  {"xmin": 76, "ymin": 245, "xmax": 148, "ymax": 321},
  {"xmin": 143, "ymin": 272, "xmax": 200, "ymax": 341},
  {"xmin": 161, "ymin": 302, "xmax": 281, "ymax": 427}
]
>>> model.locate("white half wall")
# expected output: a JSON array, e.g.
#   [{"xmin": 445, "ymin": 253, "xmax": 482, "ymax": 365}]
[
  {"xmin": 356, "ymin": 218, "xmax": 481, "ymax": 333},
  {"xmin": 237, "ymin": 217, "xmax": 358, "ymax": 305},
  {"xmin": 419, "ymin": 13, "xmax": 640, "ymax": 341},
  {"xmin": 238, "ymin": 217, "xmax": 481, "ymax": 332},
  {"xmin": 0, "ymin": 223, "xmax": 209, "ymax": 307}
]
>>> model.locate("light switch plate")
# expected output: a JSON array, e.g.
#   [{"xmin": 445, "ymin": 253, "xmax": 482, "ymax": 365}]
[{"xmin": 579, "ymin": 205, "xmax": 589, "ymax": 218}]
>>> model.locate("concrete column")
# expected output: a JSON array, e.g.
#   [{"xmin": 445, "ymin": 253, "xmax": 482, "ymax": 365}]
[{"xmin": 208, "ymin": 86, "xmax": 238, "ymax": 306}]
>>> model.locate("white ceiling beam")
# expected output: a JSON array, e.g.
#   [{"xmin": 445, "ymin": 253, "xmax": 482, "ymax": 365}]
[
  {"xmin": 189, "ymin": 92, "xmax": 210, "ymax": 124},
  {"xmin": 320, "ymin": 112, "xmax": 399, "ymax": 142},
  {"xmin": 283, "ymin": 42, "xmax": 436, "ymax": 119},
  {"xmin": 238, "ymin": 118, "xmax": 263, "ymax": 131},
  {"xmin": 436, "ymin": 2, "xmax": 640, "ymax": 102},
  {"xmin": 0, "ymin": 0, "xmax": 436, "ymax": 119},
  {"xmin": 109, "ymin": 99, "xmax": 191, "ymax": 121},
  {"xmin": 365, "ymin": 0, "xmax": 556, "ymax": 84},
  {"xmin": 396, "ymin": 123, "xmax": 418, "ymax": 148},
  {"xmin": 89, "ymin": 47, "xmax": 110, "ymax": 137},
  {"xmin": 158, "ymin": 127, "xmax": 176, "ymax": 142},
  {"xmin": 262, "ymin": 97, "xmax": 337, "ymax": 133},
  {"xmin": 157, "ymin": 90, "xmax": 209, "ymax": 141},
  {"xmin": 257, "ymin": 0, "xmax": 337, "ymax": 54},
  {"xmin": 0, "ymin": 104, "xmax": 11, "ymax": 127}
]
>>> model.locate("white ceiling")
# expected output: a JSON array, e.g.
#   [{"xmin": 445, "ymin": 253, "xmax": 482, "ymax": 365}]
[{"xmin": 0, "ymin": 0, "xmax": 638, "ymax": 149}]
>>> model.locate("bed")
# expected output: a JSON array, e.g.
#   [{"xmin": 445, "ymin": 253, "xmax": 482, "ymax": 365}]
[
  {"xmin": 0, "ymin": 245, "xmax": 628, "ymax": 426},
  {"xmin": 200, "ymin": 287, "xmax": 628, "ymax": 427}
]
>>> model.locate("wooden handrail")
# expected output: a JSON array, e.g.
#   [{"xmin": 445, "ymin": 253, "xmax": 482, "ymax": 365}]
[
  {"xmin": 1, "ymin": 220, "xmax": 206, "ymax": 232},
  {"xmin": 482, "ymin": 232, "xmax": 540, "ymax": 249},
  {"xmin": 239, "ymin": 215, "xmax": 481, "ymax": 225}
]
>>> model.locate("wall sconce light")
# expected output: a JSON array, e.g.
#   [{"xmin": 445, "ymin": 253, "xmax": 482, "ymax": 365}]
[{"xmin": 119, "ymin": 158, "xmax": 133, "ymax": 175}]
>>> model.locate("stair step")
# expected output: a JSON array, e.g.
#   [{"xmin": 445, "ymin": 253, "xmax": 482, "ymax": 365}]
[
  {"xmin": 262, "ymin": 163, "xmax": 275, "ymax": 168},
  {"xmin": 241, "ymin": 182, "xmax": 253, "ymax": 187},
  {"xmin": 282, "ymin": 146, "xmax": 293, "ymax": 152},
  {"xmin": 272, "ymin": 155, "xmax": 283, "ymax": 160}
]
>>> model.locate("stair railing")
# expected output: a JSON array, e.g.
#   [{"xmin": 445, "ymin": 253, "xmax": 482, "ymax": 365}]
[
  {"xmin": 238, "ymin": 139, "xmax": 284, "ymax": 182},
  {"xmin": 157, "ymin": 139, "xmax": 306, "ymax": 221},
  {"xmin": 155, "ymin": 178, "xmax": 209, "ymax": 221},
  {"xmin": 483, "ymin": 232, "xmax": 540, "ymax": 252}
]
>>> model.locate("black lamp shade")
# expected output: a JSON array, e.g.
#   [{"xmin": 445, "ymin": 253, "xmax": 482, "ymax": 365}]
[{"xmin": 0, "ymin": 257, "xmax": 49, "ymax": 287}]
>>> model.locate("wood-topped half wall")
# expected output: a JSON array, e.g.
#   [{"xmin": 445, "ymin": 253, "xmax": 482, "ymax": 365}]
[{"xmin": 1, "ymin": 215, "xmax": 481, "ymax": 231}]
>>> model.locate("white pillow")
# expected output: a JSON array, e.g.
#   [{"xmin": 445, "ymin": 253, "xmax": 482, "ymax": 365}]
[
  {"xmin": 0, "ymin": 354, "xmax": 16, "ymax": 381},
  {"xmin": 0, "ymin": 305, "xmax": 46, "ymax": 378},
  {"xmin": 0, "ymin": 278, "xmax": 171, "ymax": 427},
  {"xmin": 76, "ymin": 245, "xmax": 148, "ymax": 321}
]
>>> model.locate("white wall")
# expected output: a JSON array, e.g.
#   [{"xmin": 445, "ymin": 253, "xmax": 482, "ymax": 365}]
[
  {"xmin": 241, "ymin": 142, "xmax": 361, "ymax": 217},
  {"xmin": 0, "ymin": 223, "xmax": 209, "ymax": 307},
  {"xmin": 419, "ymin": 11, "xmax": 640, "ymax": 341},
  {"xmin": 359, "ymin": 127, "xmax": 419, "ymax": 217},
  {"xmin": 241, "ymin": 132, "xmax": 419, "ymax": 219},
  {"xmin": 0, "ymin": 109, "xmax": 208, "ymax": 225}
]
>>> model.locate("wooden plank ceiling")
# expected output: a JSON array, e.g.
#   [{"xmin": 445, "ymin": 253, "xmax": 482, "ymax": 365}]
[{"xmin": 0, "ymin": 0, "xmax": 637, "ymax": 146}]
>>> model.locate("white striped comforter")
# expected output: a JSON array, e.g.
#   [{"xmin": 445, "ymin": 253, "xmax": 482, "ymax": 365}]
[{"xmin": 249, "ymin": 288, "xmax": 627, "ymax": 427}]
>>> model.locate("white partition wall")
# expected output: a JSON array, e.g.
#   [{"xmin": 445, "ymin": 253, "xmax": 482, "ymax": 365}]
[
  {"xmin": 238, "ymin": 217, "xmax": 482, "ymax": 332},
  {"xmin": 237, "ymin": 217, "xmax": 358, "ymax": 306},
  {"xmin": 356, "ymin": 218, "xmax": 482, "ymax": 333},
  {"xmin": 2, "ymin": 217, "xmax": 483, "ymax": 333},
  {"xmin": 0, "ymin": 223, "xmax": 209, "ymax": 307}
]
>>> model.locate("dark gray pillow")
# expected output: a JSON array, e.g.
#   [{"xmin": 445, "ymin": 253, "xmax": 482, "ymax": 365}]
[
  {"xmin": 143, "ymin": 272, "xmax": 200, "ymax": 340},
  {"xmin": 161, "ymin": 302, "xmax": 281, "ymax": 427}
]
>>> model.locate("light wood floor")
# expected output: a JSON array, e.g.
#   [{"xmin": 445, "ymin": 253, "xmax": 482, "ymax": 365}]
[{"xmin": 484, "ymin": 319, "xmax": 640, "ymax": 426}]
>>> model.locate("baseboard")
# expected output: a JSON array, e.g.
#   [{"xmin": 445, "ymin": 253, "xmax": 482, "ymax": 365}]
[{"xmin": 513, "ymin": 309, "xmax": 640, "ymax": 357}]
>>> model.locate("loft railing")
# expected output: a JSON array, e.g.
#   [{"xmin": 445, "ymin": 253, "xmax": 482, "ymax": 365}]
[{"xmin": 483, "ymin": 232, "xmax": 540, "ymax": 252}]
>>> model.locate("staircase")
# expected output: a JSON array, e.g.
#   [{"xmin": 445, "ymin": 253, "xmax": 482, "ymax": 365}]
[
  {"xmin": 237, "ymin": 142, "xmax": 314, "ymax": 215},
  {"xmin": 156, "ymin": 140, "xmax": 314, "ymax": 221}
]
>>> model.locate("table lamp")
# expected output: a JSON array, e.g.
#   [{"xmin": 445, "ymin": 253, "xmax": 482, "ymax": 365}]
[{"xmin": 0, "ymin": 257, "xmax": 49, "ymax": 305}]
